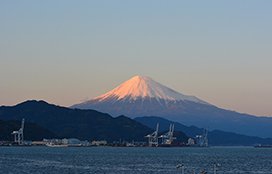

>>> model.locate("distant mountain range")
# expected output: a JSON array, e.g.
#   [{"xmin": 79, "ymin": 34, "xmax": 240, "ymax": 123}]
[
  {"xmin": 135, "ymin": 116, "xmax": 272, "ymax": 146},
  {"xmin": 0, "ymin": 100, "xmax": 153, "ymax": 142},
  {"xmin": 72, "ymin": 75, "xmax": 272, "ymax": 138},
  {"xmin": 1, "ymin": 100, "xmax": 272, "ymax": 146}
]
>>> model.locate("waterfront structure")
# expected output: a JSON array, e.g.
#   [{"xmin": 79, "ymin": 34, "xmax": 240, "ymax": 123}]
[
  {"xmin": 187, "ymin": 138, "xmax": 195, "ymax": 146},
  {"xmin": 43, "ymin": 138, "xmax": 89, "ymax": 147},
  {"xmin": 159, "ymin": 124, "xmax": 176, "ymax": 145},
  {"xmin": 91, "ymin": 140, "xmax": 107, "ymax": 146},
  {"xmin": 195, "ymin": 129, "xmax": 208, "ymax": 147},
  {"xmin": 145, "ymin": 123, "xmax": 159, "ymax": 147},
  {"xmin": 11, "ymin": 118, "xmax": 25, "ymax": 145}
]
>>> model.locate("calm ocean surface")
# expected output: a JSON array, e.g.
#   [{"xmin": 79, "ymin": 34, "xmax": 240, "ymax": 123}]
[{"xmin": 0, "ymin": 146, "xmax": 271, "ymax": 174}]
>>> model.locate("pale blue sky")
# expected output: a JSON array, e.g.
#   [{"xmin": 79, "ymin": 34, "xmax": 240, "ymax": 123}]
[{"xmin": 0, "ymin": 0, "xmax": 271, "ymax": 116}]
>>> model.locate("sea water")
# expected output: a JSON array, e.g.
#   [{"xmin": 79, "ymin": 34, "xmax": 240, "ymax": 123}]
[{"xmin": 0, "ymin": 146, "xmax": 271, "ymax": 174}]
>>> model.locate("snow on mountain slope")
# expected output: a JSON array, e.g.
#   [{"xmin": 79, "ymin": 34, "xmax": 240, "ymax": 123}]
[
  {"xmin": 71, "ymin": 75, "xmax": 272, "ymax": 138},
  {"xmin": 93, "ymin": 75, "xmax": 207, "ymax": 104}
]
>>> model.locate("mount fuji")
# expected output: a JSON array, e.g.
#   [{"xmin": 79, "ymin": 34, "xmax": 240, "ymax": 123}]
[{"xmin": 72, "ymin": 75, "xmax": 272, "ymax": 138}]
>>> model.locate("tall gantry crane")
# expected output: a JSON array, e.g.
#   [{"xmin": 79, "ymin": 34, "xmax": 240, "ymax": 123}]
[
  {"xmin": 12, "ymin": 118, "xmax": 25, "ymax": 145},
  {"xmin": 145, "ymin": 123, "xmax": 159, "ymax": 147},
  {"xmin": 159, "ymin": 124, "xmax": 176, "ymax": 145}
]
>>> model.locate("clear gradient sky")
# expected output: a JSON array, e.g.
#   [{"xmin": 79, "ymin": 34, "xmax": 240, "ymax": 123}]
[{"xmin": 0, "ymin": 1, "xmax": 271, "ymax": 116}]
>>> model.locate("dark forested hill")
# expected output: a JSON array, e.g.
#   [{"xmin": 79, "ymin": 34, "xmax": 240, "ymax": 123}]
[
  {"xmin": 0, "ymin": 119, "xmax": 57, "ymax": 141},
  {"xmin": 0, "ymin": 100, "xmax": 153, "ymax": 142}
]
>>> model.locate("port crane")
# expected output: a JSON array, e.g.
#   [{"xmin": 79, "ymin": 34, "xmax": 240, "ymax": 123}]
[
  {"xmin": 11, "ymin": 118, "xmax": 25, "ymax": 145},
  {"xmin": 159, "ymin": 124, "xmax": 176, "ymax": 145},
  {"xmin": 145, "ymin": 123, "xmax": 159, "ymax": 147},
  {"xmin": 195, "ymin": 129, "xmax": 208, "ymax": 147}
]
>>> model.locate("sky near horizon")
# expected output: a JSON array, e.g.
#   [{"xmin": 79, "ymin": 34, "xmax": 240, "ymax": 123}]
[{"xmin": 0, "ymin": 1, "xmax": 272, "ymax": 116}]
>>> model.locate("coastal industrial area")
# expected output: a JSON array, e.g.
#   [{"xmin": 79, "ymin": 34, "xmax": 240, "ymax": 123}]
[
  {"xmin": 1, "ymin": 1, "xmax": 272, "ymax": 173},
  {"xmin": 0, "ymin": 118, "xmax": 208, "ymax": 148}
]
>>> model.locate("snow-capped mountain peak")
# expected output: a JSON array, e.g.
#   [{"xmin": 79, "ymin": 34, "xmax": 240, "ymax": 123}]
[
  {"xmin": 93, "ymin": 75, "xmax": 206, "ymax": 104},
  {"xmin": 71, "ymin": 76, "xmax": 272, "ymax": 139}
]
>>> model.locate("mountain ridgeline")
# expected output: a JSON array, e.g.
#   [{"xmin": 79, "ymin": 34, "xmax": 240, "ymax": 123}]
[
  {"xmin": 0, "ymin": 100, "xmax": 154, "ymax": 142},
  {"xmin": 135, "ymin": 116, "xmax": 272, "ymax": 146},
  {"xmin": 0, "ymin": 100, "xmax": 271, "ymax": 146},
  {"xmin": 72, "ymin": 75, "xmax": 272, "ymax": 138}
]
